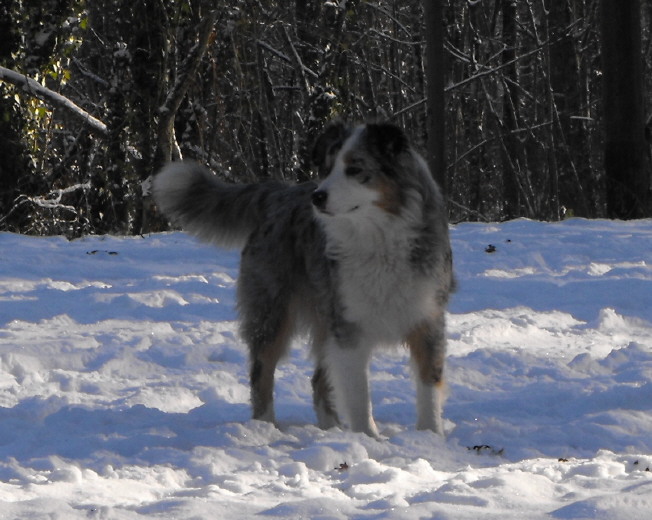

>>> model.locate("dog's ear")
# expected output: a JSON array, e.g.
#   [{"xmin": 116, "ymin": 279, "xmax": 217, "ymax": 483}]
[
  {"xmin": 312, "ymin": 122, "xmax": 351, "ymax": 177},
  {"xmin": 364, "ymin": 123, "xmax": 409, "ymax": 157}
]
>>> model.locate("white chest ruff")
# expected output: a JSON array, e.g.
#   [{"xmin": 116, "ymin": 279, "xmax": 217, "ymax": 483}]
[
  {"xmin": 339, "ymin": 264, "xmax": 428, "ymax": 342},
  {"xmin": 328, "ymin": 224, "xmax": 434, "ymax": 344}
]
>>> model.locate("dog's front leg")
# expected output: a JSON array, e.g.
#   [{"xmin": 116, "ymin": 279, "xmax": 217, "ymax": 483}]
[
  {"xmin": 407, "ymin": 316, "xmax": 447, "ymax": 434},
  {"xmin": 324, "ymin": 341, "xmax": 379, "ymax": 437}
]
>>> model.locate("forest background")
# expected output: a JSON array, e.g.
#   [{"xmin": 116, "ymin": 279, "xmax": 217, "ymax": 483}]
[{"xmin": 0, "ymin": 0, "xmax": 651, "ymax": 238}]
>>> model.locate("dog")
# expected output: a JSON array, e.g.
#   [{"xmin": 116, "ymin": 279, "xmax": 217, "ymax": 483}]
[{"xmin": 153, "ymin": 122, "xmax": 454, "ymax": 437}]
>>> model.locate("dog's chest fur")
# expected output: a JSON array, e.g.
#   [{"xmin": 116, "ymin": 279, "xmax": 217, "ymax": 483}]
[{"xmin": 325, "ymin": 218, "xmax": 434, "ymax": 344}]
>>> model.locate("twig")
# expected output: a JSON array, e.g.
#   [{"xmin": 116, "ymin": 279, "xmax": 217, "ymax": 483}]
[
  {"xmin": 449, "ymin": 199, "xmax": 491, "ymax": 223},
  {"xmin": 282, "ymin": 25, "xmax": 318, "ymax": 89},
  {"xmin": 390, "ymin": 37, "xmax": 567, "ymax": 120},
  {"xmin": 257, "ymin": 40, "xmax": 292, "ymax": 64}
]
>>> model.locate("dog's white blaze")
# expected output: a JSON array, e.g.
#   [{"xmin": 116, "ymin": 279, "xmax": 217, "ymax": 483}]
[
  {"xmin": 323, "ymin": 342, "xmax": 379, "ymax": 437},
  {"xmin": 316, "ymin": 128, "xmax": 381, "ymax": 217}
]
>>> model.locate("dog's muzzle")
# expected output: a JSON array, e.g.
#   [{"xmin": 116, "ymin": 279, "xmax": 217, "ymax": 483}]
[{"xmin": 312, "ymin": 190, "xmax": 328, "ymax": 212}]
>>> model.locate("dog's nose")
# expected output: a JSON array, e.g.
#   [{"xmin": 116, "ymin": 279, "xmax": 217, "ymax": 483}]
[{"xmin": 312, "ymin": 190, "xmax": 328, "ymax": 210}]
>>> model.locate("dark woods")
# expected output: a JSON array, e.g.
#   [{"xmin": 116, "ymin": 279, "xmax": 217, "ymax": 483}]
[{"xmin": 0, "ymin": 0, "xmax": 650, "ymax": 237}]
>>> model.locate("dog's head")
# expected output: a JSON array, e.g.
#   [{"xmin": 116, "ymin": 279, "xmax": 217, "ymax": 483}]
[{"xmin": 311, "ymin": 122, "xmax": 411, "ymax": 219}]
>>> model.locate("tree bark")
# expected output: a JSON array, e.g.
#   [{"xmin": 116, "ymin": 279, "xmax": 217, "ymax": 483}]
[
  {"xmin": 548, "ymin": 1, "xmax": 590, "ymax": 218},
  {"xmin": 500, "ymin": 0, "xmax": 520, "ymax": 220},
  {"xmin": 600, "ymin": 0, "xmax": 650, "ymax": 218},
  {"xmin": 423, "ymin": 0, "xmax": 447, "ymax": 196}
]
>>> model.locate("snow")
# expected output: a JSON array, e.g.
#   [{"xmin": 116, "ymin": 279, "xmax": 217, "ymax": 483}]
[{"xmin": 0, "ymin": 218, "xmax": 651, "ymax": 519}]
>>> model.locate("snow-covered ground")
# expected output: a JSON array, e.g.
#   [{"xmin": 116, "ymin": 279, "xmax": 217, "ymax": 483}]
[{"xmin": 0, "ymin": 218, "xmax": 651, "ymax": 519}]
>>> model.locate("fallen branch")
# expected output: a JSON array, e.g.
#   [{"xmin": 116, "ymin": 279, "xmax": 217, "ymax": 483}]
[{"xmin": 0, "ymin": 65, "xmax": 108, "ymax": 136}]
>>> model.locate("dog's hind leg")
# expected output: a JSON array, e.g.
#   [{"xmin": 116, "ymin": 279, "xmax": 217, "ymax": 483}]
[
  {"xmin": 249, "ymin": 347, "xmax": 284, "ymax": 423},
  {"xmin": 407, "ymin": 315, "xmax": 447, "ymax": 435},
  {"xmin": 243, "ymin": 303, "xmax": 294, "ymax": 424},
  {"xmin": 311, "ymin": 361, "xmax": 340, "ymax": 430}
]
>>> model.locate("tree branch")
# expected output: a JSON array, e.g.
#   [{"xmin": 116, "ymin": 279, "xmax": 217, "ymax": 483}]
[{"xmin": 0, "ymin": 65, "xmax": 108, "ymax": 136}]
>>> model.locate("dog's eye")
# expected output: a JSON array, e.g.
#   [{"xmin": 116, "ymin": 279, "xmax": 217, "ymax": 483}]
[
  {"xmin": 345, "ymin": 166, "xmax": 363, "ymax": 177},
  {"xmin": 345, "ymin": 166, "xmax": 371, "ymax": 184}
]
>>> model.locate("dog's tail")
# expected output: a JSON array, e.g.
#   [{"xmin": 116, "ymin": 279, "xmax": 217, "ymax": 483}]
[{"xmin": 153, "ymin": 161, "xmax": 286, "ymax": 249}]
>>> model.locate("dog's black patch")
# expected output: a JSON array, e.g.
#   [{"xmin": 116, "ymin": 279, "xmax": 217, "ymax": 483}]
[
  {"xmin": 363, "ymin": 123, "xmax": 409, "ymax": 158},
  {"xmin": 312, "ymin": 122, "xmax": 352, "ymax": 177}
]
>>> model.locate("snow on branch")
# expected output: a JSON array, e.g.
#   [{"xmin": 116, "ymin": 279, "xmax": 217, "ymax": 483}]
[
  {"xmin": 27, "ymin": 182, "xmax": 92, "ymax": 210},
  {"xmin": 0, "ymin": 65, "xmax": 108, "ymax": 136},
  {"xmin": 0, "ymin": 182, "xmax": 92, "ymax": 228}
]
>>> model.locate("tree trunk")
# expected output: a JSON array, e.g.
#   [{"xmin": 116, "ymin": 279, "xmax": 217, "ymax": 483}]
[
  {"xmin": 500, "ymin": 0, "xmax": 520, "ymax": 220},
  {"xmin": 423, "ymin": 0, "xmax": 447, "ymax": 196},
  {"xmin": 548, "ymin": 0, "xmax": 590, "ymax": 218},
  {"xmin": 600, "ymin": 0, "xmax": 650, "ymax": 219}
]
